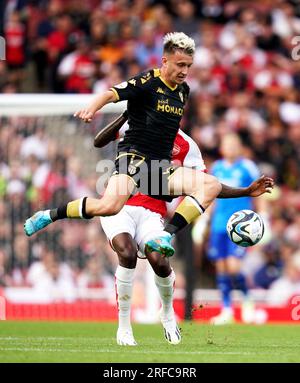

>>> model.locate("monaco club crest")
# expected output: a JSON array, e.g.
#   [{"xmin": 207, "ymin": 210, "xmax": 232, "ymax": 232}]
[{"xmin": 179, "ymin": 91, "xmax": 184, "ymax": 103}]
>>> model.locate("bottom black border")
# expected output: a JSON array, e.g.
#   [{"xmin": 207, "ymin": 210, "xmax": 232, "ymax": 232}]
[{"xmin": 0, "ymin": 363, "xmax": 299, "ymax": 382}]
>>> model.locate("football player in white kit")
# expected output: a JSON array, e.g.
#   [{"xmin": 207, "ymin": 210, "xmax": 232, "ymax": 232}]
[
  {"xmin": 99, "ymin": 114, "xmax": 273, "ymax": 346},
  {"xmin": 100, "ymin": 120, "xmax": 206, "ymax": 346}
]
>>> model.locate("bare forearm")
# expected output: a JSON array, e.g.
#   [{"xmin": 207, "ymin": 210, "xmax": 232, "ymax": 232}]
[
  {"xmin": 88, "ymin": 90, "xmax": 117, "ymax": 114},
  {"xmin": 74, "ymin": 90, "xmax": 118, "ymax": 122},
  {"xmin": 94, "ymin": 111, "xmax": 128, "ymax": 148},
  {"xmin": 218, "ymin": 183, "xmax": 248, "ymax": 198}
]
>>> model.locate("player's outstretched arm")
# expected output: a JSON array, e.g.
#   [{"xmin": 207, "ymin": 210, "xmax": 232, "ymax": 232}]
[
  {"xmin": 74, "ymin": 90, "xmax": 117, "ymax": 123},
  {"xmin": 94, "ymin": 111, "xmax": 128, "ymax": 148},
  {"xmin": 218, "ymin": 175, "xmax": 274, "ymax": 199},
  {"xmin": 245, "ymin": 175, "xmax": 274, "ymax": 197}
]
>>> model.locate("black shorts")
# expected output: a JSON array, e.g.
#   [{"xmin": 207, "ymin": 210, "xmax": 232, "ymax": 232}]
[{"xmin": 112, "ymin": 149, "xmax": 178, "ymax": 202}]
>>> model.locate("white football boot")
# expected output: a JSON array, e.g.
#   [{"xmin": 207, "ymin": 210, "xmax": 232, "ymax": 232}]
[
  {"xmin": 241, "ymin": 300, "xmax": 255, "ymax": 324},
  {"xmin": 210, "ymin": 307, "xmax": 235, "ymax": 325},
  {"xmin": 160, "ymin": 309, "xmax": 181, "ymax": 345},
  {"xmin": 116, "ymin": 328, "xmax": 137, "ymax": 346}
]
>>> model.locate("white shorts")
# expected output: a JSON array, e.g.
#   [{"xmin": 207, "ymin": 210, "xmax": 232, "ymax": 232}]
[{"xmin": 100, "ymin": 205, "xmax": 165, "ymax": 258}]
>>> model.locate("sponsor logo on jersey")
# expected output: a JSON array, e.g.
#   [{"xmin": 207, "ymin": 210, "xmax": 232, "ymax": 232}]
[
  {"xmin": 156, "ymin": 87, "xmax": 165, "ymax": 94},
  {"xmin": 128, "ymin": 164, "xmax": 137, "ymax": 175},
  {"xmin": 156, "ymin": 99, "xmax": 183, "ymax": 115}
]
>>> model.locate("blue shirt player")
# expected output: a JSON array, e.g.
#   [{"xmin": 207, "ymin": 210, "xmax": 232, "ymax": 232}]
[{"xmin": 208, "ymin": 133, "xmax": 260, "ymax": 325}]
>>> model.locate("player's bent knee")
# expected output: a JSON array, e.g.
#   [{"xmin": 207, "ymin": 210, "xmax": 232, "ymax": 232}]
[
  {"xmin": 204, "ymin": 174, "xmax": 222, "ymax": 197},
  {"xmin": 155, "ymin": 264, "xmax": 171, "ymax": 278},
  {"xmin": 115, "ymin": 243, "xmax": 137, "ymax": 267},
  {"xmin": 147, "ymin": 252, "xmax": 171, "ymax": 277},
  {"xmin": 101, "ymin": 201, "xmax": 123, "ymax": 216}
]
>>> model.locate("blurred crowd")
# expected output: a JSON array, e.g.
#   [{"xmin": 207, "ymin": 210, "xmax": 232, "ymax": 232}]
[
  {"xmin": 0, "ymin": 115, "xmax": 119, "ymax": 298},
  {"xmin": 1, "ymin": 0, "xmax": 300, "ymax": 305}
]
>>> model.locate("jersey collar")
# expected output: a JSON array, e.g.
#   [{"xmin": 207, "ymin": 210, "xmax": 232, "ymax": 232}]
[
  {"xmin": 155, "ymin": 68, "xmax": 178, "ymax": 91},
  {"xmin": 159, "ymin": 76, "xmax": 178, "ymax": 91}
]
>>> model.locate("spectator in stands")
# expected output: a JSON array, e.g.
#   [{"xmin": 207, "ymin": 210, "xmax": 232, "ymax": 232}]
[
  {"xmin": 93, "ymin": 65, "xmax": 123, "ymax": 95},
  {"xmin": 224, "ymin": 92, "xmax": 266, "ymax": 133},
  {"xmin": 199, "ymin": 0, "xmax": 225, "ymax": 24},
  {"xmin": 0, "ymin": 62, "xmax": 9, "ymax": 92},
  {"xmin": 4, "ymin": 11, "xmax": 26, "ymax": 88},
  {"xmin": 40, "ymin": 154, "xmax": 68, "ymax": 205},
  {"xmin": 0, "ymin": 249, "xmax": 10, "ymax": 287},
  {"xmin": 67, "ymin": 156, "xmax": 93, "ymax": 200},
  {"xmin": 90, "ymin": 14, "xmax": 106, "ymax": 43},
  {"xmin": 266, "ymin": 251, "xmax": 300, "ymax": 306},
  {"xmin": 253, "ymin": 243, "xmax": 284, "ymax": 289},
  {"xmin": 223, "ymin": 61, "xmax": 252, "ymax": 94},
  {"xmin": 6, "ymin": 178, "xmax": 30, "ymax": 223},
  {"xmin": 20, "ymin": 126, "xmax": 49, "ymax": 161},
  {"xmin": 116, "ymin": 40, "xmax": 141, "ymax": 79},
  {"xmin": 135, "ymin": 22, "xmax": 163, "ymax": 69},
  {"xmin": 10, "ymin": 234, "xmax": 29, "ymax": 287},
  {"xmin": 173, "ymin": 0, "xmax": 199, "ymax": 38},
  {"xmin": 253, "ymin": 58, "xmax": 293, "ymax": 93},
  {"xmin": 97, "ymin": 31, "xmax": 124, "ymax": 67},
  {"xmin": 27, "ymin": 247, "xmax": 77, "ymax": 303},
  {"xmin": 149, "ymin": 4, "xmax": 173, "ymax": 38},
  {"xmin": 77, "ymin": 255, "xmax": 114, "ymax": 293},
  {"xmin": 0, "ymin": 199, "xmax": 9, "ymax": 249},
  {"xmin": 57, "ymin": 36, "xmax": 96, "ymax": 94}
]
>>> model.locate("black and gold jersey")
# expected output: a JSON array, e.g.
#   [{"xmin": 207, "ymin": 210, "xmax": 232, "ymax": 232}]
[{"xmin": 110, "ymin": 68, "xmax": 190, "ymax": 160}]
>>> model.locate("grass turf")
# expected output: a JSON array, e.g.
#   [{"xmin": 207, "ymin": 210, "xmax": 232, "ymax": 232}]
[{"xmin": 0, "ymin": 321, "xmax": 300, "ymax": 363}]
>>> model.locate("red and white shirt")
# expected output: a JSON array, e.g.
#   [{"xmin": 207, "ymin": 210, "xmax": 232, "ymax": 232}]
[{"xmin": 5, "ymin": 20, "xmax": 25, "ymax": 66}]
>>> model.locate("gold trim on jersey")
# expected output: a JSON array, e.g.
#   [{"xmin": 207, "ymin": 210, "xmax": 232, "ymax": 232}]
[
  {"xmin": 153, "ymin": 68, "xmax": 161, "ymax": 77},
  {"xmin": 159, "ymin": 76, "xmax": 178, "ymax": 91},
  {"xmin": 110, "ymin": 87, "xmax": 120, "ymax": 101}
]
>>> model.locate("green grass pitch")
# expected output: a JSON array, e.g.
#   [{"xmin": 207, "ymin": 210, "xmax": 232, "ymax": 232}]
[{"xmin": 0, "ymin": 321, "xmax": 300, "ymax": 363}]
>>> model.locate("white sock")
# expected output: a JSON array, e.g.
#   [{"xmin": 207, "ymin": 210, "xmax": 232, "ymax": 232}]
[
  {"xmin": 115, "ymin": 265, "xmax": 135, "ymax": 331},
  {"xmin": 154, "ymin": 270, "xmax": 176, "ymax": 318}
]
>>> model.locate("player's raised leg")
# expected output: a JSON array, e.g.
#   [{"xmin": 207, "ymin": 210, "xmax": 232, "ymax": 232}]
[
  {"xmin": 24, "ymin": 174, "xmax": 135, "ymax": 236},
  {"xmin": 146, "ymin": 168, "xmax": 222, "ymax": 256}
]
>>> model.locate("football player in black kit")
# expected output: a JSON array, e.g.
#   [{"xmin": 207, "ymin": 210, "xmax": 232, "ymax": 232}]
[{"xmin": 24, "ymin": 32, "xmax": 222, "ymax": 258}]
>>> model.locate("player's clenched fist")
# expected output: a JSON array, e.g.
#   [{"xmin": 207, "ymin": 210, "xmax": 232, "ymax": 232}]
[{"xmin": 74, "ymin": 109, "xmax": 94, "ymax": 123}]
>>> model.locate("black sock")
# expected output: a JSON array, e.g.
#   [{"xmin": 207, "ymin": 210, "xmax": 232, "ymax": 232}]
[
  {"xmin": 165, "ymin": 213, "xmax": 189, "ymax": 235},
  {"xmin": 164, "ymin": 196, "xmax": 205, "ymax": 235},
  {"xmin": 50, "ymin": 206, "xmax": 67, "ymax": 221},
  {"xmin": 50, "ymin": 197, "xmax": 92, "ymax": 221},
  {"xmin": 82, "ymin": 196, "xmax": 93, "ymax": 219}
]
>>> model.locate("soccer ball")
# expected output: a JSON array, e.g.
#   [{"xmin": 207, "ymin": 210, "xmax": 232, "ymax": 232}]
[{"xmin": 226, "ymin": 210, "xmax": 264, "ymax": 247}]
